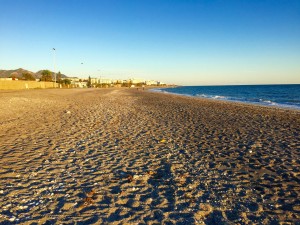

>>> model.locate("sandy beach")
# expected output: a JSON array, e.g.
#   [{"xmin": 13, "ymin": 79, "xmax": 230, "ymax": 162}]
[{"xmin": 0, "ymin": 88, "xmax": 299, "ymax": 224}]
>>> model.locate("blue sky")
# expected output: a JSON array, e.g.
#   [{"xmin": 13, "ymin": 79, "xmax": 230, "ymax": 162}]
[{"xmin": 0, "ymin": 0, "xmax": 299, "ymax": 85}]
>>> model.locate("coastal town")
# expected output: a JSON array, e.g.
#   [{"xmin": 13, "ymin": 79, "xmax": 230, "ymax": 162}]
[
  {"xmin": 61, "ymin": 77, "xmax": 166, "ymax": 88},
  {"xmin": 0, "ymin": 68, "xmax": 168, "ymax": 90}
]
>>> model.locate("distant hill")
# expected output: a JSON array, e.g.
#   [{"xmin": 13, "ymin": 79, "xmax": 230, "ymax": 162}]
[
  {"xmin": 0, "ymin": 68, "xmax": 35, "ymax": 79},
  {"xmin": 0, "ymin": 68, "xmax": 68, "ymax": 79}
]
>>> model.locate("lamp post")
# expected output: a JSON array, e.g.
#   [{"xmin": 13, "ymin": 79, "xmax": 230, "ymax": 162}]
[{"xmin": 53, "ymin": 48, "xmax": 56, "ymax": 87}]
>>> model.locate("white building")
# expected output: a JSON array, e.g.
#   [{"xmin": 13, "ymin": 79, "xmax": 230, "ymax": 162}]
[
  {"xmin": 158, "ymin": 81, "xmax": 166, "ymax": 86},
  {"xmin": 90, "ymin": 78, "xmax": 98, "ymax": 84},
  {"xmin": 74, "ymin": 81, "xmax": 87, "ymax": 88},
  {"xmin": 90, "ymin": 78, "xmax": 112, "ymax": 84},
  {"xmin": 130, "ymin": 78, "xmax": 145, "ymax": 84},
  {"xmin": 61, "ymin": 77, "xmax": 80, "ymax": 83},
  {"xmin": 100, "ymin": 78, "xmax": 112, "ymax": 84},
  {"xmin": 145, "ymin": 80, "xmax": 159, "ymax": 86}
]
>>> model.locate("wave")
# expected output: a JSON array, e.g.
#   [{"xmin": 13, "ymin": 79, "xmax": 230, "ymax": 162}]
[
  {"xmin": 196, "ymin": 94, "xmax": 300, "ymax": 109},
  {"xmin": 152, "ymin": 88, "xmax": 300, "ymax": 110},
  {"xmin": 196, "ymin": 93, "xmax": 285, "ymax": 107},
  {"xmin": 152, "ymin": 84, "xmax": 300, "ymax": 109},
  {"xmin": 196, "ymin": 94, "xmax": 228, "ymax": 100},
  {"xmin": 259, "ymin": 99, "xmax": 277, "ymax": 105}
]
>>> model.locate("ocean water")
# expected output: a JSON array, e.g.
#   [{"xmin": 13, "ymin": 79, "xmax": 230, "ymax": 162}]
[{"xmin": 153, "ymin": 84, "xmax": 300, "ymax": 110}]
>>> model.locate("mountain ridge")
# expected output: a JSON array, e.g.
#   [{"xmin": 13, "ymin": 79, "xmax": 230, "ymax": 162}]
[{"xmin": 0, "ymin": 68, "xmax": 68, "ymax": 79}]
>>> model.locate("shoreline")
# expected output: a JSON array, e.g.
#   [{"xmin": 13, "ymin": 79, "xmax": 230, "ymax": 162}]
[
  {"xmin": 151, "ymin": 87, "xmax": 300, "ymax": 112},
  {"xmin": 162, "ymin": 91, "xmax": 300, "ymax": 114},
  {"xmin": 0, "ymin": 88, "xmax": 299, "ymax": 224}
]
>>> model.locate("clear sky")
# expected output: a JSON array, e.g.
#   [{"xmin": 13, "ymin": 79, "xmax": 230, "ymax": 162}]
[{"xmin": 0, "ymin": 0, "xmax": 299, "ymax": 85}]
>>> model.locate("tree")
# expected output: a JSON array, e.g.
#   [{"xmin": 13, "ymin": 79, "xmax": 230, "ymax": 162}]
[
  {"xmin": 129, "ymin": 80, "xmax": 133, "ymax": 87},
  {"xmin": 87, "ymin": 76, "xmax": 92, "ymax": 88},
  {"xmin": 136, "ymin": 82, "xmax": 145, "ymax": 87},
  {"xmin": 40, "ymin": 70, "xmax": 52, "ymax": 82},
  {"xmin": 115, "ymin": 80, "xmax": 122, "ymax": 85},
  {"xmin": 63, "ymin": 79, "xmax": 71, "ymax": 85},
  {"xmin": 9, "ymin": 72, "xmax": 18, "ymax": 80},
  {"xmin": 57, "ymin": 71, "xmax": 62, "ymax": 83},
  {"xmin": 122, "ymin": 80, "xmax": 132, "ymax": 87},
  {"xmin": 22, "ymin": 72, "xmax": 35, "ymax": 81}
]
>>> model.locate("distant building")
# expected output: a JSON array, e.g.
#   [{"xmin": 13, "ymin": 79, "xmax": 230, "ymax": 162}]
[
  {"xmin": 70, "ymin": 76, "xmax": 168, "ymax": 88},
  {"xmin": 90, "ymin": 78, "xmax": 112, "ymax": 84},
  {"xmin": 61, "ymin": 77, "xmax": 88, "ymax": 88},
  {"xmin": 146, "ymin": 80, "xmax": 159, "ymax": 86},
  {"xmin": 61, "ymin": 77, "xmax": 80, "ymax": 83},
  {"xmin": 90, "ymin": 78, "xmax": 98, "ymax": 84},
  {"xmin": 100, "ymin": 78, "xmax": 112, "ymax": 84},
  {"xmin": 130, "ymin": 78, "xmax": 145, "ymax": 84},
  {"xmin": 74, "ymin": 81, "xmax": 87, "ymax": 88},
  {"xmin": 112, "ymin": 79, "xmax": 123, "ymax": 84}
]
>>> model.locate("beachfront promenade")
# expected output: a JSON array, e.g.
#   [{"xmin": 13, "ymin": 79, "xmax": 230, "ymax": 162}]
[{"xmin": 0, "ymin": 88, "xmax": 299, "ymax": 224}]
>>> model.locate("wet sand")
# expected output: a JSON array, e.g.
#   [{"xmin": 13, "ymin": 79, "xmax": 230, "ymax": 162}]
[{"xmin": 0, "ymin": 88, "xmax": 299, "ymax": 224}]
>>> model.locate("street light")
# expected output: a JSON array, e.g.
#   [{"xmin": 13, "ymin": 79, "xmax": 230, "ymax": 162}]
[{"xmin": 53, "ymin": 48, "xmax": 56, "ymax": 87}]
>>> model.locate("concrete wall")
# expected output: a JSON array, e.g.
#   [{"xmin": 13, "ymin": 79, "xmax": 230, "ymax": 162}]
[{"xmin": 0, "ymin": 80, "xmax": 58, "ymax": 90}]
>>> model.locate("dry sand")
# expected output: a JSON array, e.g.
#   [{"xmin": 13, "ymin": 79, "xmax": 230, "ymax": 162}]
[{"xmin": 0, "ymin": 88, "xmax": 299, "ymax": 224}]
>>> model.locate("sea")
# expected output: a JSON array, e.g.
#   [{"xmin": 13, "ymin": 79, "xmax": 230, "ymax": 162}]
[{"xmin": 153, "ymin": 84, "xmax": 300, "ymax": 110}]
